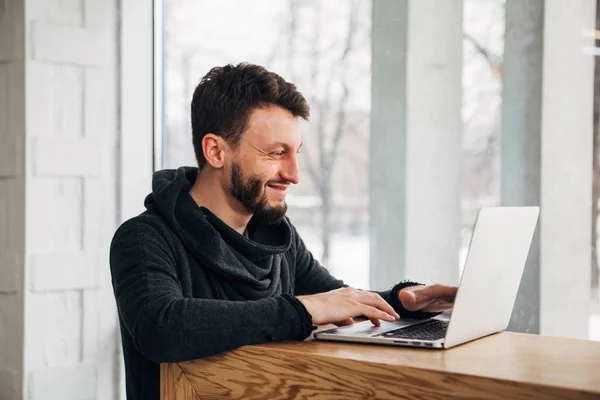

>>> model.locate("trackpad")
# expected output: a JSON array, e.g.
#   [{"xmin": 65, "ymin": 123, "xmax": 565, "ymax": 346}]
[{"xmin": 328, "ymin": 319, "xmax": 427, "ymax": 337}]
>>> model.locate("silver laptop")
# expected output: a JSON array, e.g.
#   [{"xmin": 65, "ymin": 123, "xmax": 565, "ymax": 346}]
[{"xmin": 314, "ymin": 206, "xmax": 540, "ymax": 349}]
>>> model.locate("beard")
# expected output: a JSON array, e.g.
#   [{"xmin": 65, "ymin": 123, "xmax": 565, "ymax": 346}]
[{"xmin": 229, "ymin": 162, "xmax": 288, "ymax": 224}]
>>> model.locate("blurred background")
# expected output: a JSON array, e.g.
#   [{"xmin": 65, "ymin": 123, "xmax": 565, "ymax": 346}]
[{"xmin": 0, "ymin": 0, "xmax": 598, "ymax": 398}]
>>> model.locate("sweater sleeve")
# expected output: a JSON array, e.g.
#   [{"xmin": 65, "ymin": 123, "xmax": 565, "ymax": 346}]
[
  {"xmin": 288, "ymin": 221, "xmax": 439, "ymax": 319},
  {"xmin": 375, "ymin": 281, "xmax": 442, "ymax": 320},
  {"xmin": 109, "ymin": 220, "xmax": 314, "ymax": 364}
]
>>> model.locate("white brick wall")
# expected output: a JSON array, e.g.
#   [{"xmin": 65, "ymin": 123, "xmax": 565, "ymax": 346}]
[
  {"xmin": 27, "ymin": 177, "xmax": 84, "ymax": 253},
  {"xmin": 1, "ymin": 0, "xmax": 121, "ymax": 399},
  {"xmin": 26, "ymin": 0, "xmax": 120, "ymax": 397},
  {"xmin": 27, "ymin": 0, "xmax": 84, "ymax": 26},
  {"xmin": 26, "ymin": 291, "xmax": 83, "ymax": 369},
  {"xmin": 28, "ymin": 365, "xmax": 97, "ymax": 400},
  {"xmin": 30, "ymin": 252, "xmax": 100, "ymax": 292},
  {"xmin": 32, "ymin": 137, "xmax": 110, "ymax": 176},
  {"xmin": 30, "ymin": 22, "xmax": 108, "ymax": 67},
  {"xmin": 27, "ymin": 62, "xmax": 84, "ymax": 139}
]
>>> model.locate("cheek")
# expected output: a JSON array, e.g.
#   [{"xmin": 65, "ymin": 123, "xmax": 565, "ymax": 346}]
[
  {"xmin": 260, "ymin": 161, "xmax": 281, "ymax": 182},
  {"xmin": 237, "ymin": 154, "xmax": 280, "ymax": 184}
]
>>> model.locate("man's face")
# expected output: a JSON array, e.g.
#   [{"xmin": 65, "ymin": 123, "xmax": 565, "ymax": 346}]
[{"xmin": 227, "ymin": 106, "xmax": 302, "ymax": 224}]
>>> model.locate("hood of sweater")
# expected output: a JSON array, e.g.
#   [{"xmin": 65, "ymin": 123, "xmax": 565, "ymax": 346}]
[{"xmin": 143, "ymin": 166, "xmax": 293, "ymax": 299}]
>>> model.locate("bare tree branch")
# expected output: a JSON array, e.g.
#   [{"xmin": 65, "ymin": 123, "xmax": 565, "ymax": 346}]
[
  {"xmin": 264, "ymin": 2, "xmax": 292, "ymax": 68},
  {"xmin": 464, "ymin": 32, "xmax": 503, "ymax": 78},
  {"xmin": 276, "ymin": 0, "xmax": 367, "ymax": 264},
  {"xmin": 285, "ymin": 0, "xmax": 323, "ymax": 190},
  {"xmin": 286, "ymin": 0, "xmax": 300, "ymax": 82},
  {"xmin": 464, "ymin": 32, "xmax": 494, "ymax": 62},
  {"xmin": 314, "ymin": 62, "xmax": 337, "ymax": 189},
  {"xmin": 306, "ymin": 3, "xmax": 326, "ymax": 184},
  {"xmin": 300, "ymin": 144, "xmax": 321, "ymax": 188},
  {"xmin": 327, "ymin": 0, "xmax": 358, "ymax": 177}
]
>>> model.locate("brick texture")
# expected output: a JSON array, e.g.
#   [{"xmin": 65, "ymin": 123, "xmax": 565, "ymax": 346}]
[
  {"xmin": 0, "ymin": 62, "xmax": 7, "ymax": 134},
  {"xmin": 0, "ymin": 1, "xmax": 25, "ymax": 399},
  {"xmin": 2, "ymin": 0, "xmax": 120, "ymax": 398},
  {"xmin": 0, "ymin": 254, "xmax": 22, "ymax": 293},
  {"xmin": 84, "ymin": 68, "xmax": 111, "ymax": 139},
  {"xmin": 0, "ymin": 179, "xmax": 25, "ymax": 293},
  {"xmin": 5, "ymin": 178, "xmax": 25, "ymax": 264},
  {"xmin": 0, "ymin": 1, "xmax": 25, "ymax": 62},
  {"xmin": 28, "ymin": 365, "xmax": 96, "ymax": 400},
  {"xmin": 0, "ymin": 294, "xmax": 24, "ymax": 368},
  {"xmin": 26, "ymin": 292, "xmax": 82, "ymax": 369},
  {"xmin": 0, "ymin": 63, "xmax": 24, "ymax": 178},
  {"xmin": 27, "ymin": 177, "xmax": 83, "ymax": 254},
  {"xmin": 32, "ymin": 137, "xmax": 109, "ymax": 177},
  {"xmin": 27, "ymin": 0, "xmax": 83, "ymax": 26},
  {"xmin": 30, "ymin": 252, "xmax": 100, "ymax": 292},
  {"xmin": 31, "ymin": 21, "xmax": 108, "ymax": 67},
  {"xmin": 0, "ymin": 179, "xmax": 8, "ymax": 255},
  {"xmin": 0, "ymin": 368, "xmax": 22, "ymax": 400},
  {"xmin": 83, "ymin": 0, "xmax": 112, "ymax": 30},
  {"xmin": 0, "ymin": 136, "xmax": 20, "ymax": 177},
  {"xmin": 28, "ymin": 62, "xmax": 84, "ymax": 139},
  {"xmin": 24, "ymin": 0, "xmax": 120, "ymax": 398},
  {"xmin": 7, "ymin": 61, "xmax": 26, "ymax": 138}
]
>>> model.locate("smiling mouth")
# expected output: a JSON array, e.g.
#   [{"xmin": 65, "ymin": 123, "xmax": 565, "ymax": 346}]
[
  {"xmin": 267, "ymin": 183, "xmax": 289, "ymax": 195},
  {"xmin": 267, "ymin": 184, "xmax": 287, "ymax": 190}
]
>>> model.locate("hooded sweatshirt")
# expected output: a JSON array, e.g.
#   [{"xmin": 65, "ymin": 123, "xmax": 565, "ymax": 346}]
[{"xmin": 109, "ymin": 166, "xmax": 434, "ymax": 400}]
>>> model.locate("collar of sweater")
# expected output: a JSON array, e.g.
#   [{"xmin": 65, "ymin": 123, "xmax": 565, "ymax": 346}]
[{"xmin": 145, "ymin": 166, "xmax": 293, "ymax": 286}]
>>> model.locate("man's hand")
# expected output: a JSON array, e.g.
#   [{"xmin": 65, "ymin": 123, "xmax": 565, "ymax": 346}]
[
  {"xmin": 297, "ymin": 287, "xmax": 400, "ymax": 327},
  {"xmin": 398, "ymin": 284, "xmax": 458, "ymax": 313}
]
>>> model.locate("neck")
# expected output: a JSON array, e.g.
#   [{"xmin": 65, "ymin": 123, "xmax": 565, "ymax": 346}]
[{"xmin": 188, "ymin": 168, "xmax": 252, "ymax": 235}]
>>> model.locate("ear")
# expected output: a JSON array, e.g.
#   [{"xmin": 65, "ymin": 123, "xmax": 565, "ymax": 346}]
[{"xmin": 202, "ymin": 134, "xmax": 227, "ymax": 169}]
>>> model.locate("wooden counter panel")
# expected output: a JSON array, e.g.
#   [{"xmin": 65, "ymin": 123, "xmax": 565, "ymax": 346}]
[
  {"xmin": 161, "ymin": 332, "xmax": 600, "ymax": 399},
  {"xmin": 161, "ymin": 363, "xmax": 200, "ymax": 400}
]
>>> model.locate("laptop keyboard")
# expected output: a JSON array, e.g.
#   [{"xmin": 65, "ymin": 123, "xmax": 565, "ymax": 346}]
[{"xmin": 374, "ymin": 319, "xmax": 449, "ymax": 341}]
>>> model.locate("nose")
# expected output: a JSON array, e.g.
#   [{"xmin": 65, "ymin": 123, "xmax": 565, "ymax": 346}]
[{"xmin": 281, "ymin": 153, "xmax": 300, "ymax": 185}]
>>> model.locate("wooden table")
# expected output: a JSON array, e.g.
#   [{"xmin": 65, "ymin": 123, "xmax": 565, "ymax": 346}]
[{"xmin": 161, "ymin": 331, "xmax": 600, "ymax": 399}]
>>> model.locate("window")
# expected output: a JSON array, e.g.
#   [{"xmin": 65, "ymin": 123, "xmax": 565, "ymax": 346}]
[
  {"xmin": 156, "ymin": 0, "xmax": 599, "ymax": 340},
  {"xmin": 160, "ymin": 0, "xmax": 372, "ymax": 288}
]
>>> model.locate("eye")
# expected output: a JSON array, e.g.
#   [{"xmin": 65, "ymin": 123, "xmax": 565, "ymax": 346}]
[{"xmin": 271, "ymin": 151, "xmax": 285, "ymax": 157}]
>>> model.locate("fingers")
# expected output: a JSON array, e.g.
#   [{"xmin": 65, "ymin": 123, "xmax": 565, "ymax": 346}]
[
  {"xmin": 334, "ymin": 318, "xmax": 355, "ymax": 327},
  {"xmin": 421, "ymin": 284, "xmax": 458, "ymax": 302},
  {"xmin": 355, "ymin": 291, "xmax": 400, "ymax": 320},
  {"xmin": 400, "ymin": 284, "xmax": 458, "ymax": 311},
  {"xmin": 398, "ymin": 290, "xmax": 423, "ymax": 311},
  {"xmin": 421, "ymin": 300, "xmax": 454, "ymax": 313},
  {"xmin": 357, "ymin": 304, "xmax": 397, "ymax": 323},
  {"xmin": 369, "ymin": 317, "xmax": 381, "ymax": 327}
]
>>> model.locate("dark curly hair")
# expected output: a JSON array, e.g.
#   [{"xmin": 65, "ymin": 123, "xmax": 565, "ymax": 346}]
[{"xmin": 190, "ymin": 63, "xmax": 310, "ymax": 169}]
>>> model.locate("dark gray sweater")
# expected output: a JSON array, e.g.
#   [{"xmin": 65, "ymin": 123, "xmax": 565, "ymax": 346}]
[{"xmin": 109, "ymin": 167, "xmax": 434, "ymax": 400}]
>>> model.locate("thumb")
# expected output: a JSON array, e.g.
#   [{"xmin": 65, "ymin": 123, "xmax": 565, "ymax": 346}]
[
  {"xmin": 398, "ymin": 290, "xmax": 416, "ymax": 310},
  {"xmin": 399, "ymin": 287, "xmax": 432, "ymax": 311}
]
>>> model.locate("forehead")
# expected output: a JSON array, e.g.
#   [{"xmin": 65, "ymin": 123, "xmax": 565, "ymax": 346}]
[{"xmin": 242, "ymin": 106, "xmax": 301, "ymax": 147}]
